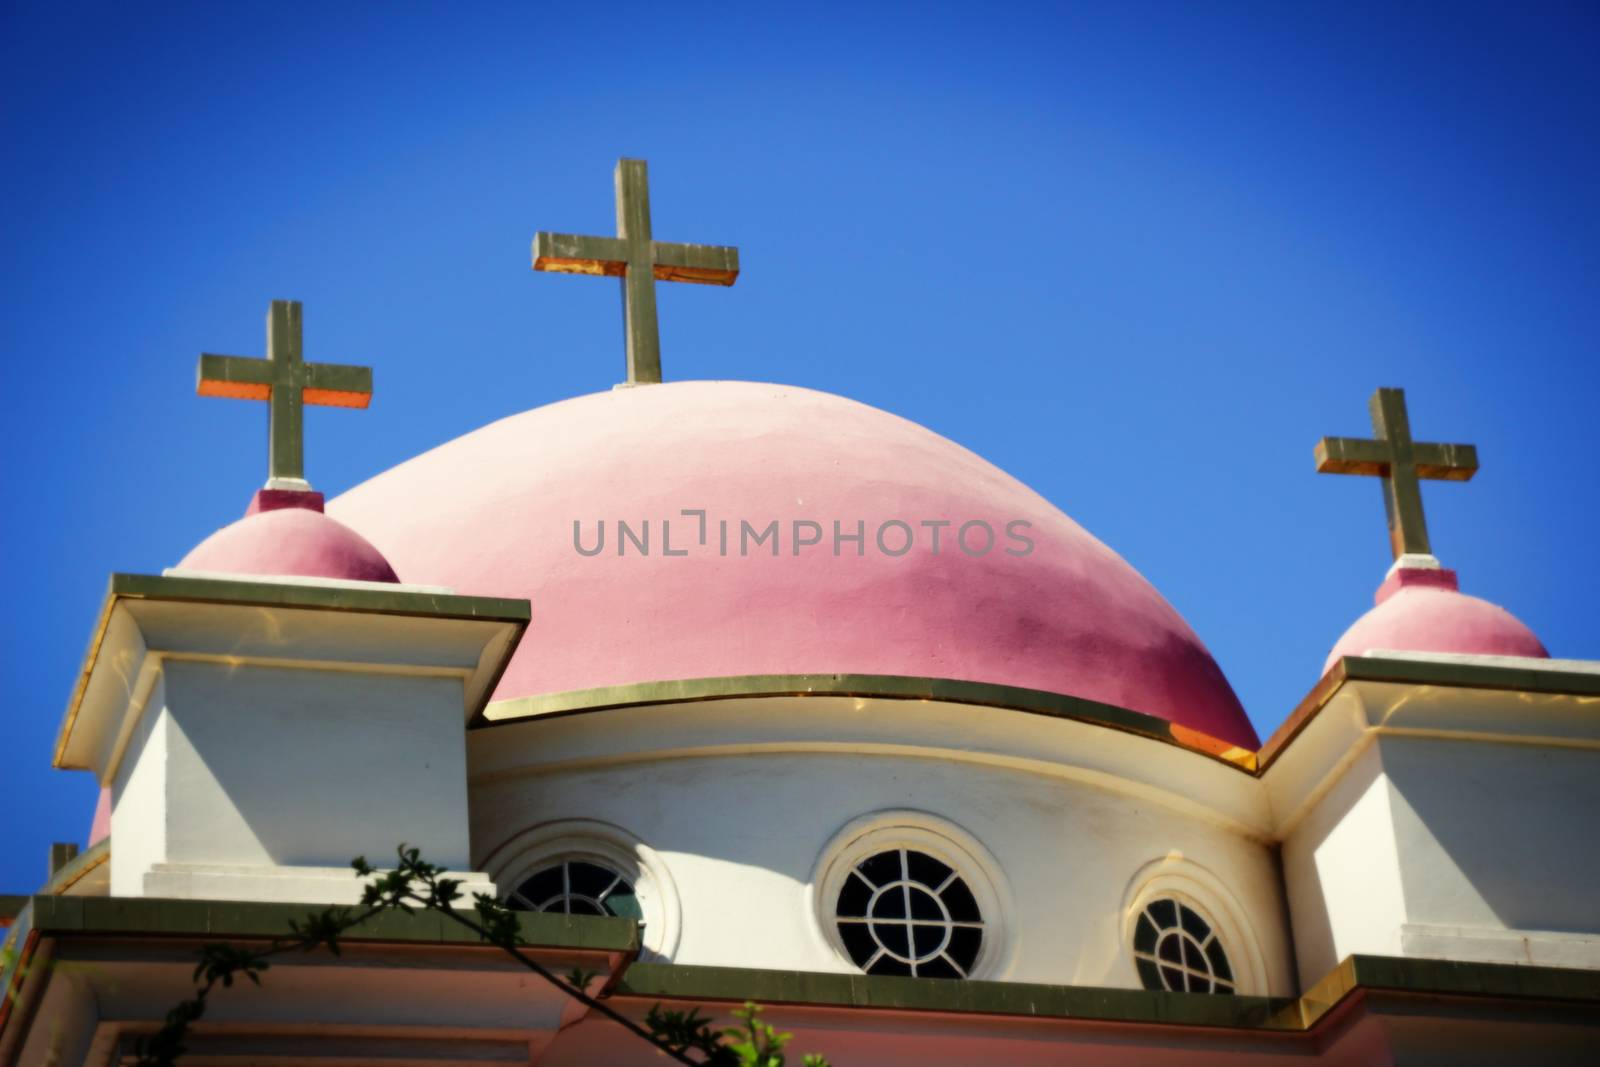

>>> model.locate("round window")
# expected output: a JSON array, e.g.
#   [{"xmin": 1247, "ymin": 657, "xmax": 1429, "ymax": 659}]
[
  {"xmin": 834, "ymin": 848, "xmax": 984, "ymax": 978},
  {"xmin": 1132, "ymin": 897, "xmax": 1235, "ymax": 994},
  {"xmin": 505, "ymin": 859, "xmax": 642, "ymax": 920}
]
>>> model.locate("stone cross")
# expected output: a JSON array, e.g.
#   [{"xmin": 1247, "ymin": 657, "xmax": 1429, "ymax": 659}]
[
  {"xmin": 1315, "ymin": 387, "xmax": 1478, "ymax": 559},
  {"xmin": 196, "ymin": 300, "xmax": 373, "ymax": 489},
  {"xmin": 533, "ymin": 158, "xmax": 739, "ymax": 384}
]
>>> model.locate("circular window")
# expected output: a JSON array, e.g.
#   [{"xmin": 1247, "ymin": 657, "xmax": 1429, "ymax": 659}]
[
  {"xmin": 505, "ymin": 859, "xmax": 643, "ymax": 920},
  {"xmin": 834, "ymin": 848, "xmax": 984, "ymax": 978},
  {"xmin": 1132, "ymin": 898, "xmax": 1234, "ymax": 994}
]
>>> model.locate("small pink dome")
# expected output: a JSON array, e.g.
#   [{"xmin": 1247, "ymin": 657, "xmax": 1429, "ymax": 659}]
[
  {"xmin": 1324, "ymin": 567, "xmax": 1547, "ymax": 673},
  {"xmin": 179, "ymin": 500, "xmax": 400, "ymax": 584},
  {"xmin": 331, "ymin": 381, "xmax": 1257, "ymax": 748}
]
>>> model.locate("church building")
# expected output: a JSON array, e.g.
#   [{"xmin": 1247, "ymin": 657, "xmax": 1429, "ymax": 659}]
[{"xmin": 3, "ymin": 159, "xmax": 1596, "ymax": 1065}]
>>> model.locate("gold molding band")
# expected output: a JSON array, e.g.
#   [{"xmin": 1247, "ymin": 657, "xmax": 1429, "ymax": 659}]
[
  {"xmin": 481, "ymin": 658, "xmax": 1600, "ymax": 778},
  {"xmin": 478, "ymin": 673, "xmax": 1261, "ymax": 772}
]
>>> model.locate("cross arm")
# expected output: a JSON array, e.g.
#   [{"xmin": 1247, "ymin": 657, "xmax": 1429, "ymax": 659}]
[
  {"xmin": 1315, "ymin": 437, "xmax": 1479, "ymax": 480},
  {"xmin": 1412, "ymin": 442, "xmax": 1478, "ymax": 480},
  {"xmin": 1315, "ymin": 436, "xmax": 1387, "ymax": 475},
  {"xmin": 301, "ymin": 362, "xmax": 373, "ymax": 409},
  {"xmin": 533, "ymin": 232, "xmax": 628, "ymax": 276},
  {"xmin": 197, "ymin": 354, "xmax": 273, "ymax": 400},
  {"xmin": 195, "ymin": 354, "xmax": 371, "ymax": 408},
  {"xmin": 652, "ymin": 241, "xmax": 740, "ymax": 285}
]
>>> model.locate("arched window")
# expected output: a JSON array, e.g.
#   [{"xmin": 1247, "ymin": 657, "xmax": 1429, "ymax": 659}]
[
  {"xmin": 487, "ymin": 820, "xmax": 680, "ymax": 960},
  {"xmin": 505, "ymin": 858, "xmax": 642, "ymax": 920},
  {"xmin": 1132, "ymin": 897, "xmax": 1235, "ymax": 994}
]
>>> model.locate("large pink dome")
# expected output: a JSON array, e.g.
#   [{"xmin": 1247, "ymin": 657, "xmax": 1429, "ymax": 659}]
[
  {"xmin": 1325, "ymin": 566, "xmax": 1547, "ymax": 673},
  {"xmin": 330, "ymin": 382, "xmax": 1256, "ymax": 748},
  {"xmin": 179, "ymin": 502, "xmax": 400, "ymax": 584}
]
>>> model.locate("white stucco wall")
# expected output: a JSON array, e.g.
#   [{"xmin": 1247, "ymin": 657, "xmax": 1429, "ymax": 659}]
[
  {"xmin": 163, "ymin": 661, "xmax": 472, "ymax": 868},
  {"xmin": 1281, "ymin": 742, "xmax": 1408, "ymax": 986},
  {"xmin": 466, "ymin": 696, "xmax": 1294, "ymax": 994},
  {"xmin": 109, "ymin": 675, "xmax": 167, "ymax": 898},
  {"xmin": 1274, "ymin": 675, "xmax": 1600, "ymax": 983},
  {"xmin": 1382, "ymin": 734, "xmax": 1600, "ymax": 934},
  {"xmin": 111, "ymin": 660, "xmax": 481, "ymax": 900},
  {"xmin": 67, "ymin": 584, "xmax": 524, "ymax": 905}
]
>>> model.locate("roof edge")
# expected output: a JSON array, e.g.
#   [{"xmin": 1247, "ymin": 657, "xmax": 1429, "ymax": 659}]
[
  {"xmin": 54, "ymin": 573, "xmax": 532, "ymax": 769},
  {"xmin": 21, "ymin": 894, "xmax": 636, "ymax": 953},
  {"xmin": 614, "ymin": 953, "xmax": 1600, "ymax": 1032},
  {"xmin": 1257, "ymin": 654, "xmax": 1600, "ymax": 771},
  {"xmin": 105, "ymin": 572, "xmax": 530, "ymax": 623}
]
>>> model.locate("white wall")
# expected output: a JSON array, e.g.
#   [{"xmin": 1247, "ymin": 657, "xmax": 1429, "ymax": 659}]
[
  {"xmin": 111, "ymin": 660, "xmax": 480, "ymax": 900},
  {"xmin": 467, "ymin": 697, "xmax": 1294, "ymax": 994},
  {"xmin": 1281, "ymin": 742, "xmax": 1408, "ymax": 986},
  {"xmin": 69, "ymin": 584, "xmax": 524, "ymax": 905},
  {"xmin": 109, "ymin": 674, "xmax": 167, "ymax": 898},
  {"xmin": 1382, "ymin": 735, "xmax": 1600, "ymax": 934},
  {"xmin": 1274, "ymin": 676, "xmax": 1600, "ymax": 982},
  {"xmin": 162, "ymin": 661, "xmax": 472, "ymax": 868}
]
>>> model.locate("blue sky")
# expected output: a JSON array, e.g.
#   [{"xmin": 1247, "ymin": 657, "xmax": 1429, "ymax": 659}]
[{"xmin": 3, "ymin": 2, "xmax": 1596, "ymax": 891}]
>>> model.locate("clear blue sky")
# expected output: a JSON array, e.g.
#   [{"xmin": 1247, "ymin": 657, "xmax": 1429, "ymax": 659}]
[{"xmin": 4, "ymin": 2, "xmax": 1596, "ymax": 891}]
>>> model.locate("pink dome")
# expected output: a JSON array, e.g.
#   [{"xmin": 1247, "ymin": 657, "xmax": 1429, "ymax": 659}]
[
  {"xmin": 1324, "ymin": 567, "xmax": 1547, "ymax": 673},
  {"xmin": 330, "ymin": 382, "xmax": 1256, "ymax": 748},
  {"xmin": 179, "ymin": 498, "xmax": 400, "ymax": 583}
]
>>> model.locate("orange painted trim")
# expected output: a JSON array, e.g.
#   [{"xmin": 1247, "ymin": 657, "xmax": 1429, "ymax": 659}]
[
  {"xmin": 535, "ymin": 256, "xmax": 626, "ymax": 277},
  {"xmin": 196, "ymin": 379, "xmax": 270, "ymax": 401},
  {"xmin": 301, "ymin": 388, "xmax": 372, "ymax": 409},
  {"xmin": 653, "ymin": 263, "xmax": 738, "ymax": 285}
]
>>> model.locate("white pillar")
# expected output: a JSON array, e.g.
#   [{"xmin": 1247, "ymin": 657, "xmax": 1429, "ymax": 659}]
[{"xmin": 55, "ymin": 573, "xmax": 528, "ymax": 904}]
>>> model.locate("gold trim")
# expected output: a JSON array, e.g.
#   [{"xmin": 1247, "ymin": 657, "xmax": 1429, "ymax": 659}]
[
  {"xmin": 479, "ymin": 674, "xmax": 1260, "ymax": 772},
  {"xmin": 52, "ymin": 577, "xmax": 122, "ymax": 768},
  {"xmin": 1253, "ymin": 659, "xmax": 1350, "ymax": 772}
]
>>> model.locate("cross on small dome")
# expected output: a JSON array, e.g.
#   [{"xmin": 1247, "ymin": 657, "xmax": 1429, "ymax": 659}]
[
  {"xmin": 1314, "ymin": 387, "xmax": 1548, "ymax": 668},
  {"xmin": 196, "ymin": 300, "xmax": 373, "ymax": 492},
  {"xmin": 184, "ymin": 299, "xmax": 396, "ymax": 583},
  {"xmin": 1314, "ymin": 387, "xmax": 1478, "ymax": 560}
]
